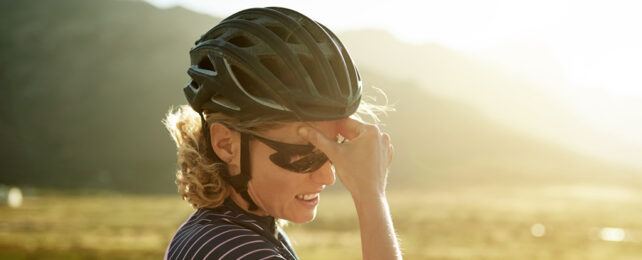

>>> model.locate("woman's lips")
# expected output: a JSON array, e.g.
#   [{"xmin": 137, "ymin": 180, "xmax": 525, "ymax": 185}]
[{"xmin": 295, "ymin": 193, "xmax": 319, "ymax": 200}]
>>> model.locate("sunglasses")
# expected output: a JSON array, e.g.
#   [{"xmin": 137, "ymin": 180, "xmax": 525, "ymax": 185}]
[{"xmin": 249, "ymin": 134, "xmax": 329, "ymax": 173}]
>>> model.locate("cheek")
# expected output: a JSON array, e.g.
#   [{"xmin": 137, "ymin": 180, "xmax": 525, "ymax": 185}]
[{"xmin": 250, "ymin": 148, "xmax": 300, "ymax": 200}]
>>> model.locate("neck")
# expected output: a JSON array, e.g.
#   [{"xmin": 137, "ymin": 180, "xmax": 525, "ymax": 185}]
[{"xmin": 230, "ymin": 190, "xmax": 269, "ymax": 216}]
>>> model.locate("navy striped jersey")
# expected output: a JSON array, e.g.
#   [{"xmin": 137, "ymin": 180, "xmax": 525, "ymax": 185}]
[{"xmin": 165, "ymin": 199, "xmax": 298, "ymax": 260}]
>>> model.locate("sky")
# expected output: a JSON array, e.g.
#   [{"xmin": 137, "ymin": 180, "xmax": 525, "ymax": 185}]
[
  {"xmin": 145, "ymin": 0, "xmax": 642, "ymax": 167},
  {"xmin": 145, "ymin": 0, "xmax": 642, "ymax": 97}
]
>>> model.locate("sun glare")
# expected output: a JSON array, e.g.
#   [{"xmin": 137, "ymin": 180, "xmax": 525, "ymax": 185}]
[
  {"xmin": 144, "ymin": 0, "xmax": 642, "ymax": 96},
  {"xmin": 145, "ymin": 0, "xmax": 642, "ymax": 97},
  {"xmin": 145, "ymin": 0, "xmax": 642, "ymax": 167}
]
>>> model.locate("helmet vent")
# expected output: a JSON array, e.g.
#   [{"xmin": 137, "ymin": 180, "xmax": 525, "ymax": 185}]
[
  {"xmin": 259, "ymin": 56, "xmax": 295, "ymax": 88},
  {"xmin": 210, "ymin": 91, "xmax": 241, "ymax": 111},
  {"xmin": 230, "ymin": 65, "xmax": 265, "ymax": 98},
  {"xmin": 307, "ymin": 25, "xmax": 325, "ymax": 43},
  {"xmin": 230, "ymin": 64, "xmax": 288, "ymax": 111},
  {"xmin": 328, "ymin": 55, "xmax": 349, "ymax": 95},
  {"xmin": 239, "ymin": 14, "xmax": 258, "ymax": 21},
  {"xmin": 197, "ymin": 56, "xmax": 215, "ymax": 72},
  {"xmin": 297, "ymin": 54, "xmax": 326, "ymax": 95},
  {"xmin": 199, "ymin": 29, "xmax": 225, "ymax": 44},
  {"xmin": 228, "ymin": 36, "xmax": 255, "ymax": 47},
  {"xmin": 265, "ymin": 25, "xmax": 300, "ymax": 44},
  {"xmin": 189, "ymin": 80, "xmax": 199, "ymax": 89},
  {"xmin": 211, "ymin": 30, "xmax": 224, "ymax": 39}
]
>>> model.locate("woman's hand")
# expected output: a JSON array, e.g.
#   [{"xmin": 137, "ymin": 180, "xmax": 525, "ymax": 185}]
[
  {"xmin": 298, "ymin": 117, "xmax": 394, "ymax": 200},
  {"xmin": 299, "ymin": 117, "xmax": 402, "ymax": 259}
]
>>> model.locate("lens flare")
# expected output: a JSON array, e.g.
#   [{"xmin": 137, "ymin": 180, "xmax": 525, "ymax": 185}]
[
  {"xmin": 530, "ymin": 223, "xmax": 546, "ymax": 237},
  {"xmin": 600, "ymin": 227, "xmax": 625, "ymax": 242},
  {"xmin": 8, "ymin": 187, "xmax": 23, "ymax": 208}
]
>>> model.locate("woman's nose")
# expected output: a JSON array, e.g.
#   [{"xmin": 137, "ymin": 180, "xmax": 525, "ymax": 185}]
[{"xmin": 310, "ymin": 162, "xmax": 335, "ymax": 186}]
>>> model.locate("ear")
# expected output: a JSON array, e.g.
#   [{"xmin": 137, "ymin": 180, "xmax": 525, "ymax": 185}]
[{"xmin": 210, "ymin": 123, "xmax": 241, "ymax": 174}]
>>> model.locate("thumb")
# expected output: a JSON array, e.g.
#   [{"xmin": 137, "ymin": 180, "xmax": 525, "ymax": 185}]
[{"xmin": 298, "ymin": 126, "xmax": 338, "ymax": 156}]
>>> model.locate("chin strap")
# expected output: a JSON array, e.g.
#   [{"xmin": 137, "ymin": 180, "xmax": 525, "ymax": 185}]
[
  {"xmin": 237, "ymin": 132, "xmax": 259, "ymax": 211},
  {"xmin": 200, "ymin": 113, "xmax": 258, "ymax": 211}
]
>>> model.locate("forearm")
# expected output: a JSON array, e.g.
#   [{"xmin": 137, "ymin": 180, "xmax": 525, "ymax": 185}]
[{"xmin": 353, "ymin": 192, "xmax": 402, "ymax": 260}]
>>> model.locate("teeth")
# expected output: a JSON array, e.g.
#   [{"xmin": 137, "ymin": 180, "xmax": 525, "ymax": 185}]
[{"xmin": 296, "ymin": 193, "xmax": 319, "ymax": 200}]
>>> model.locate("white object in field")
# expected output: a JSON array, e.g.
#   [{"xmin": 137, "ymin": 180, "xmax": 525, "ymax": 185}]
[
  {"xmin": 530, "ymin": 223, "xmax": 546, "ymax": 237},
  {"xmin": 8, "ymin": 187, "xmax": 23, "ymax": 208},
  {"xmin": 600, "ymin": 227, "xmax": 626, "ymax": 242},
  {"xmin": 0, "ymin": 186, "xmax": 23, "ymax": 208}
]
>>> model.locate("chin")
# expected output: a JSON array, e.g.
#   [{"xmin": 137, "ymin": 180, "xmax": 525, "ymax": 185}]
[{"xmin": 288, "ymin": 210, "xmax": 317, "ymax": 224}]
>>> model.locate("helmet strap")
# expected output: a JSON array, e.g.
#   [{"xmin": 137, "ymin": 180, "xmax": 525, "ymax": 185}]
[
  {"xmin": 200, "ymin": 113, "xmax": 218, "ymax": 161},
  {"xmin": 238, "ymin": 132, "xmax": 259, "ymax": 211},
  {"xmin": 200, "ymin": 112, "xmax": 259, "ymax": 211}
]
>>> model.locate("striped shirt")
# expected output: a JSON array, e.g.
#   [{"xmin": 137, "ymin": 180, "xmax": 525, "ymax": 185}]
[{"xmin": 165, "ymin": 199, "xmax": 298, "ymax": 260}]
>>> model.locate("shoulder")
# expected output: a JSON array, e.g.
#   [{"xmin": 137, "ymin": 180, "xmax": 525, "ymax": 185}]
[{"xmin": 166, "ymin": 209, "xmax": 286, "ymax": 260}]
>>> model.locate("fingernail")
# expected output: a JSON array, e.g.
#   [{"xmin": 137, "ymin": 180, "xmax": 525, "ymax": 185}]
[{"xmin": 298, "ymin": 127, "xmax": 308, "ymax": 136}]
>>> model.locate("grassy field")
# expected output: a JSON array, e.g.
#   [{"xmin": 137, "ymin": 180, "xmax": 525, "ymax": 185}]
[{"xmin": 1, "ymin": 185, "xmax": 641, "ymax": 260}]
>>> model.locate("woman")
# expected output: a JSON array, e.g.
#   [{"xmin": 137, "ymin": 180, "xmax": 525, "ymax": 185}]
[{"xmin": 164, "ymin": 7, "xmax": 400, "ymax": 260}]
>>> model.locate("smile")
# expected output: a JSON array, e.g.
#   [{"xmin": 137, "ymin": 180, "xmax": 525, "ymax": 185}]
[{"xmin": 295, "ymin": 193, "xmax": 319, "ymax": 201}]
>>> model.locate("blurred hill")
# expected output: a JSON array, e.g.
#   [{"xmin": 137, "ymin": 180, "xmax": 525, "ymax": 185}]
[
  {"xmin": 0, "ymin": 0, "xmax": 640, "ymax": 193},
  {"xmin": 363, "ymin": 72, "xmax": 641, "ymax": 188},
  {"xmin": 339, "ymin": 29, "xmax": 642, "ymax": 170},
  {"xmin": 0, "ymin": 0, "xmax": 219, "ymax": 192}
]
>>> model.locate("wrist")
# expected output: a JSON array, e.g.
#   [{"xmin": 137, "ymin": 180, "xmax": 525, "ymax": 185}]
[{"xmin": 350, "ymin": 188, "xmax": 386, "ymax": 207}]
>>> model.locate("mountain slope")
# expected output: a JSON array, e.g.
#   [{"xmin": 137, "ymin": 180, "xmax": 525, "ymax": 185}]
[
  {"xmin": 1, "ymin": 0, "xmax": 639, "ymax": 192},
  {"xmin": 339, "ymin": 29, "xmax": 642, "ymax": 170},
  {"xmin": 1, "ymin": 0, "xmax": 220, "ymax": 192},
  {"xmin": 361, "ymin": 70, "xmax": 641, "ymax": 188}
]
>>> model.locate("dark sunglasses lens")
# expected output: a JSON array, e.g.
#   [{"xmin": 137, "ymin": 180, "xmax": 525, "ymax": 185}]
[{"xmin": 269, "ymin": 151, "xmax": 328, "ymax": 173}]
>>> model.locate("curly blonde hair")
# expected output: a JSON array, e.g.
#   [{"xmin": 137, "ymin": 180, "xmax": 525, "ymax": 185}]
[
  {"xmin": 164, "ymin": 92, "xmax": 391, "ymax": 208},
  {"xmin": 163, "ymin": 105, "xmax": 280, "ymax": 208}
]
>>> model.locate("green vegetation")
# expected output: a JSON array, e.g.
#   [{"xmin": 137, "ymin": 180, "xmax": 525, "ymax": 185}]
[{"xmin": 2, "ymin": 186, "xmax": 641, "ymax": 259}]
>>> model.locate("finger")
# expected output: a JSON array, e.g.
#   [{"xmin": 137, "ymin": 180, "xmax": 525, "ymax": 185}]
[
  {"xmin": 381, "ymin": 132, "xmax": 391, "ymax": 144},
  {"xmin": 388, "ymin": 143, "xmax": 394, "ymax": 168},
  {"xmin": 298, "ymin": 126, "xmax": 339, "ymax": 156},
  {"xmin": 337, "ymin": 116, "xmax": 366, "ymax": 140}
]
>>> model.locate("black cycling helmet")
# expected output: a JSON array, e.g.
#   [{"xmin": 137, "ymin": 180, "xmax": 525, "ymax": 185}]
[
  {"xmin": 185, "ymin": 7, "xmax": 362, "ymax": 122},
  {"xmin": 183, "ymin": 7, "xmax": 361, "ymax": 211}
]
